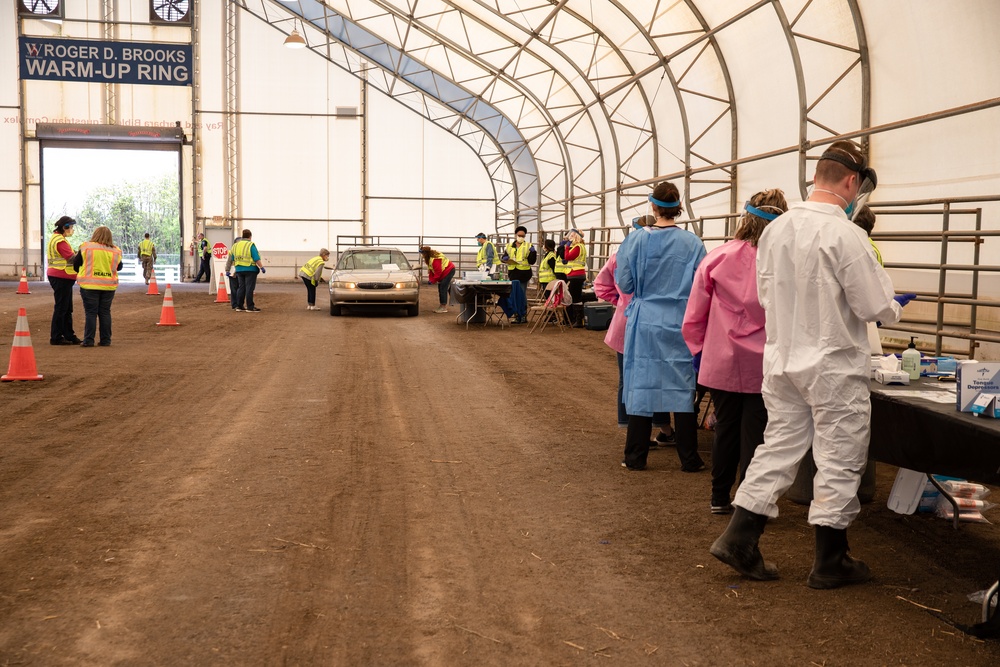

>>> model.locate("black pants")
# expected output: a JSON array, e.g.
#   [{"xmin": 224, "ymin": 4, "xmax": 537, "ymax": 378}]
[
  {"xmin": 624, "ymin": 411, "xmax": 701, "ymax": 471},
  {"xmin": 80, "ymin": 288, "xmax": 115, "ymax": 345},
  {"xmin": 566, "ymin": 276, "xmax": 585, "ymax": 325},
  {"xmin": 509, "ymin": 268, "xmax": 532, "ymax": 288},
  {"xmin": 302, "ymin": 277, "xmax": 317, "ymax": 305},
  {"xmin": 709, "ymin": 389, "xmax": 768, "ymax": 505},
  {"xmin": 229, "ymin": 274, "xmax": 239, "ymax": 308},
  {"xmin": 236, "ymin": 271, "xmax": 258, "ymax": 310},
  {"xmin": 48, "ymin": 276, "xmax": 77, "ymax": 343},
  {"xmin": 195, "ymin": 256, "xmax": 211, "ymax": 282}
]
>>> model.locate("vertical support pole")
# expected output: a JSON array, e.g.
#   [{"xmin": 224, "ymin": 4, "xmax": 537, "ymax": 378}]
[
  {"xmin": 935, "ymin": 203, "xmax": 951, "ymax": 356},
  {"xmin": 361, "ymin": 65, "xmax": 369, "ymax": 241},
  {"xmin": 969, "ymin": 208, "xmax": 983, "ymax": 358},
  {"xmin": 223, "ymin": 3, "xmax": 241, "ymax": 235}
]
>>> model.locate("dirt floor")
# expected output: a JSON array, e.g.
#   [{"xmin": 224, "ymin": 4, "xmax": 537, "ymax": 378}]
[{"xmin": 0, "ymin": 279, "xmax": 998, "ymax": 666}]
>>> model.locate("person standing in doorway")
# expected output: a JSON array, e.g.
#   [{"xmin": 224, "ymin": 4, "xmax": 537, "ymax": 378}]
[
  {"xmin": 710, "ymin": 140, "xmax": 915, "ymax": 589},
  {"xmin": 299, "ymin": 248, "xmax": 331, "ymax": 310},
  {"xmin": 46, "ymin": 215, "xmax": 82, "ymax": 346},
  {"xmin": 193, "ymin": 232, "xmax": 211, "ymax": 282},
  {"xmin": 138, "ymin": 233, "xmax": 156, "ymax": 285},
  {"xmin": 229, "ymin": 229, "xmax": 265, "ymax": 312},
  {"xmin": 73, "ymin": 226, "xmax": 123, "ymax": 347}
]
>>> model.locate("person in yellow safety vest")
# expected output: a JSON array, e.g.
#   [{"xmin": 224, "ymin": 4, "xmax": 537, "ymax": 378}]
[
  {"xmin": 538, "ymin": 238, "xmax": 557, "ymax": 294},
  {"xmin": 138, "ymin": 233, "xmax": 157, "ymax": 285},
  {"xmin": 420, "ymin": 245, "xmax": 456, "ymax": 313},
  {"xmin": 298, "ymin": 248, "xmax": 331, "ymax": 311},
  {"xmin": 193, "ymin": 232, "xmax": 211, "ymax": 282},
  {"xmin": 72, "ymin": 225, "xmax": 123, "ymax": 347},
  {"xmin": 227, "ymin": 229, "xmax": 266, "ymax": 312},
  {"xmin": 852, "ymin": 205, "xmax": 883, "ymax": 266},
  {"xmin": 46, "ymin": 215, "xmax": 82, "ymax": 346},
  {"xmin": 558, "ymin": 228, "xmax": 588, "ymax": 326},
  {"xmin": 475, "ymin": 232, "xmax": 500, "ymax": 275}
]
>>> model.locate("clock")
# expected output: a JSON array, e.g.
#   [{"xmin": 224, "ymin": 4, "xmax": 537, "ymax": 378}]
[
  {"xmin": 150, "ymin": 0, "xmax": 192, "ymax": 26},
  {"xmin": 17, "ymin": 1, "xmax": 63, "ymax": 19}
]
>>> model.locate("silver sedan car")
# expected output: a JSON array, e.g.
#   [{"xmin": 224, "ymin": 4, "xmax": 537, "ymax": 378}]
[{"xmin": 329, "ymin": 247, "xmax": 420, "ymax": 316}]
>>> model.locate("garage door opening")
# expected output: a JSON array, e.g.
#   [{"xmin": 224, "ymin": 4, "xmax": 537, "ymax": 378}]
[{"xmin": 42, "ymin": 145, "xmax": 181, "ymax": 284}]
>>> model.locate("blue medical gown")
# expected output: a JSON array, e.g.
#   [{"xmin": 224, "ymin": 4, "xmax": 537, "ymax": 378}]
[{"xmin": 615, "ymin": 227, "xmax": 706, "ymax": 416}]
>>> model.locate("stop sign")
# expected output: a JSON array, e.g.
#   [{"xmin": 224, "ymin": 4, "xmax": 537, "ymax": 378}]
[{"xmin": 212, "ymin": 242, "xmax": 228, "ymax": 260}]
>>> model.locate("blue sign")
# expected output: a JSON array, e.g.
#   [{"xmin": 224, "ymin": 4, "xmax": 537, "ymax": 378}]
[{"xmin": 19, "ymin": 37, "xmax": 192, "ymax": 86}]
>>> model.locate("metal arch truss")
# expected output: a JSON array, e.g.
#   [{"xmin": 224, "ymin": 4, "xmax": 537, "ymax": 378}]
[
  {"xmin": 240, "ymin": 0, "xmax": 530, "ymax": 232},
  {"xmin": 238, "ymin": 1, "xmax": 870, "ymax": 233}
]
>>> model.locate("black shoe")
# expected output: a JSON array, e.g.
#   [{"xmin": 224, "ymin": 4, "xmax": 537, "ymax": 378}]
[
  {"xmin": 682, "ymin": 462, "xmax": 706, "ymax": 473},
  {"xmin": 68, "ymin": 337, "xmax": 83, "ymax": 344},
  {"xmin": 98, "ymin": 342, "xmax": 111, "ymax": 347},
  {"xmin": 81, "ymin": 342, "xmax": 94, "ymax": 347},
  {"xmin": 807, "ymin": 526, "xmax": 871, "ymax": 589},
  {"xmin": 620, "ymin": 460, "xmax": 646, "ymax": 471},
  {"xmin": 656, "ymin": 431, "xmax": 676, "ymax": 445},
  {"xmin": 247, "ymin": 307, "xmax": 262, "ymax": 312},
  {"xmin": 710, "ymin": 507, "xmax": 779, "ymax": 581},
  {"xmin": 50, "ymin": 339, "xmax": 73, "ymax": 346},
  {"xmin": 711, "ymin": 503, "xmax": 734, "ymax": 515}
]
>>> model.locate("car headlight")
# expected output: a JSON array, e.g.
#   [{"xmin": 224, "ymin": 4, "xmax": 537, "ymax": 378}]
[
  {"xmin": 332, "ymin": 281, "xmax": 356, "ymax": 289},
  {"xmin": 394, "ymin": 281, "xmax": 418, "ymax": 289}
]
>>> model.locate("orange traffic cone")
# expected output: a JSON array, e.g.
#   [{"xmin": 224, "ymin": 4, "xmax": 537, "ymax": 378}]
[
  {"xmin": 16, "ymin": 267, "xmax": 30, "ymax": 294},
  {"xmin": 2, "ymin": 308, "xmax": 43, "ymax": 381},
  {"xmin": 146, "ymin": 272, "xmax": 159, "ymax": 296},
  {"xmin": 156, "ymin": 284, "xmax": 180, "ymax": 326},
  {"xmin": 215, "ymin": 272, "xmax": 229, "ymax": 303}
]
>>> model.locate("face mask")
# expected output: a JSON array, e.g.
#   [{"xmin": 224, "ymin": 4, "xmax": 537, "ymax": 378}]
[
  {"xmin": 516, "ymin": 235, "xmax": 525, "ymax": 242},
  {"xmin": 631, "ymin": 217, "xmax": 643, "ymax": 230}
]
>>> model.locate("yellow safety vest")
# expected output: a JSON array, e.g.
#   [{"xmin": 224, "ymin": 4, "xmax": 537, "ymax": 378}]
[
  {"xmin": 47, "ymin": 233, "xmax": 76, "ymax": 276},
  {"xmin": 566, "ymin": 242, "xmax": 587, "ymax": 274},
  {"xmin": 138, "ymin": 239, "xmax": 155, "ymax": 257},
  {"xmin": 476, "ymin": 241, "xmax": 499, "ymax": 268},
  {"xmin": 870, "ymin": 238, "xmax": 883, "ymax": 266},
  {"xmin": 301, "ymin": 255, "xmax": 326, "ymax": 284},
  {"xmin": 232, "ymin": 239, "xmax": 256, "ymax": 267},
  {"xmin": 505, "ymin": 240, "xmax": 531, "ymax": 271},
  {"xmin": 436, "ymin": 255, "xmax": 453, "ymax": 273},
  {"xmin": 538, "ymin": 251, "xmax": 556, "ymax": 283},
  {"xmin": 76, "ymin": 242, "xmax": 122, "ymax": 291}
]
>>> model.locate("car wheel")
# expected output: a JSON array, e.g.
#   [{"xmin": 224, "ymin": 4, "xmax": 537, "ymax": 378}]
[
  {"xmin": 330, "ymin": 302, "xmax": 343, "ymax": 316},
  {"xmin": 406, "ymin": 303, "xmax": 419, "ymax": 317}
]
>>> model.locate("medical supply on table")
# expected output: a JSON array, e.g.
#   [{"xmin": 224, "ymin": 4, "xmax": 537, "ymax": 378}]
[
  {"xmin": 956, "ymin": 361, "xmax": 1000, "ymax": 412},
  {"xmin": 971, "ymin": 393, "xmax": 1000, "ymax": 419},
  {"xmin": 901, "ymin": 337, "xmax": 921, "ymax": 380},
  {"xmin": 887, "ymin": 467, "xmax": 928, "ymax": 514},
  {"xmin": 874, "ymin": 355, "xmax": 909, "ymax": 385}
]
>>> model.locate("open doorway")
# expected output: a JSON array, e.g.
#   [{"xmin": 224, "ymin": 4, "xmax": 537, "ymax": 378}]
[{"xmin": 42, "ymin": 146, "xmax": 181, "ymax": 284}]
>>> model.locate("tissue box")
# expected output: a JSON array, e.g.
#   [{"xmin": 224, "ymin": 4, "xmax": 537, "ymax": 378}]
[
  {"xmin": 875, "ymin": 369, "xmax": 909, "ymax": 385},
  {"xmin": 957, "ymin": 361, "xmax": 1000, "ymax": 412},
  {"xmin": 970, "ymin": 393, "xmax": 1000, "ymax": 419},
  {"xmin": 870, "ymin": 356, "xmax": 883, "ymax": 379}
]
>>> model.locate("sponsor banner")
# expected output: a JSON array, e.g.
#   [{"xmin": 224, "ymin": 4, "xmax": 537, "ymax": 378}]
[{"xmin": 19, "ymin": 37, "xmax": 192, "ymax": 86}]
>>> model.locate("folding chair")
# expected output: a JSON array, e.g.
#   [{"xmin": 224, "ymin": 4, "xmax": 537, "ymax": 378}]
[
  {"xmin": 482, "ymin": 291, "xmax": 509, "ymax": 328},
  {"xmin": 528, "ymin": 280, "xmax": 570, "ymax": 333}
]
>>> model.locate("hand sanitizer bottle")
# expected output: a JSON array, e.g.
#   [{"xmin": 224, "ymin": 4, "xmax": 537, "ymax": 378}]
[{"xmin": 901, "ymin": 336, "xmax": 921, "ymax": 380}]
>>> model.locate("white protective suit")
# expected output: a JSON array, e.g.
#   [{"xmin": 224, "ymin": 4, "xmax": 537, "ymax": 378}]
[{"xmin": 733, "ymin": 201, "xmax": 902, "ymax": 529}]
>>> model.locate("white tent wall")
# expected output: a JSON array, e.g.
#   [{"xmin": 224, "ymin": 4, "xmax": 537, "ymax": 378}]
[{"xmin": 0, "ymin": 0, "xmax": 498, "ymax": 278}]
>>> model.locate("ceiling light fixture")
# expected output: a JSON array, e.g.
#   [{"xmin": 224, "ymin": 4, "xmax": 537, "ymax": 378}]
[{"xmin": 284, "ymin": 22, "xmax": 307, "ymax": 49}]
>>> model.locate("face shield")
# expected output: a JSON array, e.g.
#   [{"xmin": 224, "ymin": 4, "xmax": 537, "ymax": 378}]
[{"xmin": 818, "ymin": 147, "xmax": 878, "ymax": 220}]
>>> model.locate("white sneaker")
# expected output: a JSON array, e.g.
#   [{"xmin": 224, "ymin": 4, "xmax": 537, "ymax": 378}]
[{"xmin": 434, "ymin": 306, "xmax": 448, "ymax": 313}]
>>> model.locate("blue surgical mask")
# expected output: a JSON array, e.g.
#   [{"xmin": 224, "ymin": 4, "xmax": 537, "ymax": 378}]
[{"xmin": 631, "ymin": 217, "xmax": 643, "ymax": 230}]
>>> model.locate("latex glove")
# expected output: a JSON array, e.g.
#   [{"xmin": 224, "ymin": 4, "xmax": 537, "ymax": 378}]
[
  {"xmin": 225, "ymin": 271, "xmax": 231, "ymax": 277},
  {"xmin": 260, "ymin": 266, "xmax": 266, "ymax": 274},
  {"xmin": 893, "ymin": 293, "xmax": 917, "ymax": 307},
  {"xmin": 692, "ymin": 352, "xmax": 702, "ymax": 374}
]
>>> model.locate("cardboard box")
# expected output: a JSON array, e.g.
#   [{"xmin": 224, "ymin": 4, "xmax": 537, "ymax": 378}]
[
  {"xmin": 956, "ymin": 361, "xmax": 1000, "ymax": 412},
  {"xmin": 970, "ymin": 393, "xmax": 1000, "ymax": 419},
  {"xmin": 875, "ymin": 369, "xmax": 909, "ymax": 385}
]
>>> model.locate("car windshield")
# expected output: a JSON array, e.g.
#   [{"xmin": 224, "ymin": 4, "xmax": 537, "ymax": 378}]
[{"xmin": 337, "ymin": 249, "xmax": 412, "ymax": 272}]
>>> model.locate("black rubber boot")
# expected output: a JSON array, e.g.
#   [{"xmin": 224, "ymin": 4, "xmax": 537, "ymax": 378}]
[
  {"xmin": 709, "ymin": 506, "xmax": 779, "ymax": 581},
  {"xmin": 807, "ymin": 525, "xmax": 871, "ymax": 590}
]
